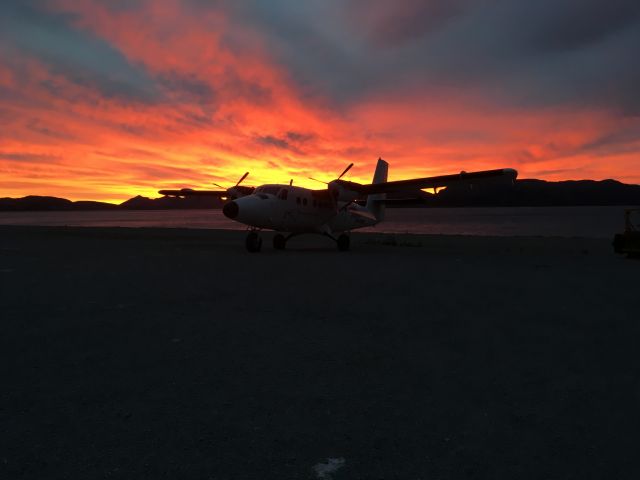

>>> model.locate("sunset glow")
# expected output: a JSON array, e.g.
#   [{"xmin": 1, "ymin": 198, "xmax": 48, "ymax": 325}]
[{"xmin": 1, "ymin": 0, "xmax": 639, "ymax": 202}]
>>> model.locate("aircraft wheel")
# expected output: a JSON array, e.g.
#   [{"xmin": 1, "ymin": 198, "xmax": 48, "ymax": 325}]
[
  {"xmin": 612, "ymin": 233, "xmax": 625, "ymax": 254},
  {"xmin": 337, "ymin": 234, "xmax": 350, "ymax": 251},
  {"xmin": 273, "ymin": 234, "xmax": 286, "ymax": 250},
  {"xmin": 245, "ymin": 232, "xmax": 262, "ymax": 252}
]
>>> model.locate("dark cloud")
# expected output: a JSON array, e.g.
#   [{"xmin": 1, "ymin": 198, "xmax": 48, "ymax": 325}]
[
  {"xmin": 342, "ymin": 0, "xmax": 467, "ymax": 47},
  {"xmin": 27, "ymin": 119, "xmax": 77, "ymax": 141},
  {"xmin": 519, "ymin": 1, "xmax": 640, "ymax": 54},
  {"xmin": 2, "ymin": 0, "xmax": 640, "ymax": 128},
  {"xmin": 226, "ymin": 0, "xmax": 640, "ymax": 113},
  {"xmin": 221, "ymin": 72, "xmax": 273, "ymax": 105},
  {"xmin": 0, "ymin": 152, "xmax": 61, "ymax": 163},
  {"xmin": 256, "ymin": 131, "xmax": 316, "ymax": 154},
  {"xmin": 0, "ymin": 0, "xmax": 157, "ymax": 102},
  {"xmin": 285, "ymin": 131, "xmax": 315, "ymax": 143},
  {"xmin": 156, "ymin": 72, "xmax": 216, "ymax": 104},
  {"xmin": 257, "ymin": 135, "xmax": 299, "ymax": 153},
  {"xmin": 118, "ymin": 124, "xmax": 149, "ymax": 137},
  {"xmin": 533, "ymin": 167, "xmax": 586, "ymax": 177},
  {"xmin": 578, "ymin": 125, "xmax": 640, "ymax": 156},
  {"xmin": 125, "ymin": 163, "xmax": 203, "ymax": 180},
  {"xmin": 223, "ymin": 1, "xmax": 365, "ymax": 100},
  {"xmin": 171, "ymin": 111, "xmax": 215, "ymax": 129}
]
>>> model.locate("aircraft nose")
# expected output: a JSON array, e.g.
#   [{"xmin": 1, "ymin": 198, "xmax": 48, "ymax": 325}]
[{"xmin": 223, "ymin": 201, "xmax": 239, "ymax": 219}]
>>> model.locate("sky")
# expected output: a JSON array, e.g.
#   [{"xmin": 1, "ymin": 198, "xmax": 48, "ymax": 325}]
[{"xmin": 1, "ymin": 0, "xmax": 639, "ymax": 202}]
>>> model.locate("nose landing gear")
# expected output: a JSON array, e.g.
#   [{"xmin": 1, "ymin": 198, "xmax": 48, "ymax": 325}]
[{"xmin": 245, "ymin": 231, "xmax": 262, "ymax": 252}]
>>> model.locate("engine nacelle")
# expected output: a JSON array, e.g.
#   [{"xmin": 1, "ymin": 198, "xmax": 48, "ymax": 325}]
[{"xmin": 328, "ymin": 180, "xmax": 361, "ymax": 203}]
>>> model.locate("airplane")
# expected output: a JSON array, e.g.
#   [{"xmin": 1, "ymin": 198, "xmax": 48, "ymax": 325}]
[{"xmin": 159, "ymin": 159, "xmax": 517, "ymax": 252}]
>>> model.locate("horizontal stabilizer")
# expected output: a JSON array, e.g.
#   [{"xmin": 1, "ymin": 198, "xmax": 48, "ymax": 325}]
[
  {"xmin": 347, "ymin": 207, "xmax": 377, "ymax": 221},
  {"xmin": 355, "ymin": 198, "xmax": 426, "ymax": 206}
]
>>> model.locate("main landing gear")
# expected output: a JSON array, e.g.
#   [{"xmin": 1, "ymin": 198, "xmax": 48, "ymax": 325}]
[
  {"xmin": 245, "ymin": 231, "xmax": 351, "ymax": 252},
  {"xmin": 336, "ymin": 233, "xmax": 350, "ymax": 251},
  {"xmin": 273, "ymin": 233, "xmax": 286, "ymax": 250}
]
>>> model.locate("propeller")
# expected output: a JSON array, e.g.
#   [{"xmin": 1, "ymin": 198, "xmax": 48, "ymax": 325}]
[
  {"xmin": 211, "ymin": 172, "xmax": 251, "ymax": 200},
  {"xmin": 308, "ymin": 177, "xmax": 328, "ymax": 185},
  {"xmin": 213, "ymin": 172, "xmax": 249, "ymax": 190},
  {"xmin": 236, "ymin": 171, "xmax": 249, "ymax": 186},
  {"xmin": 337, "ymin": 163, "xmax": 354, "ymax": 180},
  {"xmin": 308, "ymin": 163, "xmax": 353, "ymax": 184},
  {"xmin": 306, "ymin": 163, "xmax": 359, "ymax": 210}
]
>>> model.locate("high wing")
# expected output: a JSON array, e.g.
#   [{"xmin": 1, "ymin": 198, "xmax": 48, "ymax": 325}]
[
  {"xmin": 159, "ymin": 171, "xmax": 254, "ymax": 199},
  {"xmin": 158, "ymin": 188, "xmax": 228, "ymax": 197},
  {"xmin": 342, "ymin": 168, "xmax": 517, "ymax": 195},
  {"xmin": 158, "ymin": 185, "xmax": 255, "ymax": 198}
]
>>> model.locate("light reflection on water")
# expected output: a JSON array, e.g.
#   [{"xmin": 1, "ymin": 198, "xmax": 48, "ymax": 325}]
[{"xmin": 0, "ymin": 206, "xmax": 633, "ymax": 238}]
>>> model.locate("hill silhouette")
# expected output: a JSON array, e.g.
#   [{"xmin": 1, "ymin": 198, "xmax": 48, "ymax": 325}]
[
  {"xmin": 119, "ymin": 195, "xmax": 224, "ymax": 210},
  {"xmin": 0, "ymin": 196, "xmax": 118, "ymax": 211},
  {"xmin": 0, "ymin": 194, "xmax": 223, "ymax": 211},
  {"xmin": 1, "ymin": 179, "xmax": 639, "ymax": 211},
  {"xmin": 420, "ymin": 178, "xmax": 640, "ymax": 207}
]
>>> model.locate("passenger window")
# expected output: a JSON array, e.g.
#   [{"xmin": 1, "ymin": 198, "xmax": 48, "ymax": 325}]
[
  {"xmin": 296, "ymin": 197, "xmax": 300, "ymax": 204},
  {"xmin": 303, "ymin": 198, "xmax": 307, "ymax": 206}
]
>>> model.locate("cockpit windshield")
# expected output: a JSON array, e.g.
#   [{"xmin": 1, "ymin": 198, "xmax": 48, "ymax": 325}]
[{"xmin": 254, "ymin": 186, "xmax": 281, "ymax": 196}]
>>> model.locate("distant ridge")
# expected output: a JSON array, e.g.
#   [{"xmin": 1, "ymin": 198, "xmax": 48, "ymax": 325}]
[
  {"xmin": 419, "ymin": 178, "xmax": 640, "ymax": 207},
  {"xmin": 119, "ymin": 195, "xmax": 224, "ymax": 210},
  {"xmin": 1, "ymin": 179, "xmax": 639, "ymax": 210},
  {"xmin": 0, "ymin": 196, "xmax": 118, "ymax": 211},
  {"xmin": 0, "ymin": 194, "xmax": 223, "ymax": 211}
]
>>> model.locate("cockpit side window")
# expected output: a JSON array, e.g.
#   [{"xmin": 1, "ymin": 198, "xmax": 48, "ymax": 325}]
[{"xmin": 260, "ymin": 186, "xmax": 280, "ymax": 196}]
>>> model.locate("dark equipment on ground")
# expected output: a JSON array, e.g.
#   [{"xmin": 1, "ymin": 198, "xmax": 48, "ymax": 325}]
[{"xmin": 613, "ymin": 209, "xmax": 640, "ymax": 257}]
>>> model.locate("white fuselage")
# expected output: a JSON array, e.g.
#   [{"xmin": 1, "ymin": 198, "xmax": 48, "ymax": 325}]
[{"xmin": 223, "ymin": 184, "xmax": 379, "ymax": 234}]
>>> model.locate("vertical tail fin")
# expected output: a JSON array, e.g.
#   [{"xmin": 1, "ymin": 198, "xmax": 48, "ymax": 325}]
[{"xmin": 366, "ymin": 158, "xmax": 388, "ymax": 222}]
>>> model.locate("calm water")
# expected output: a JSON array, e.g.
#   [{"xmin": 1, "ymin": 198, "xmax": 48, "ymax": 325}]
[{"xmin": 0, "ymin": 206, "xmax": 634, "ymax": 238}]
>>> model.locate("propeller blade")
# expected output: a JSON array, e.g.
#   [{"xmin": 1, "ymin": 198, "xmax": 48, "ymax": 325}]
[
  {"xmin": 236, "ymin": 172, "xmax": 249, "ymax": 186},
  {"xmin": 212, "ymin": 183, "xmax": 226, "ymax": 189},
  {"xmin": 289, "ymin": 179, "xmax": 293, "ymax": 186},
  {"xmin": 337, "ymin": 163, "xmax": 354, "ymax": 180},
  {"xmin": 308, "ymin": 177, "xmax": 328, "ymax": 185}
]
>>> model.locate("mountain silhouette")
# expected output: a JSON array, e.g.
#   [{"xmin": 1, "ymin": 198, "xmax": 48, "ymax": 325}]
[{"xmin": 0, "ymin": 196, "xmax": 117, "ymax": 211}]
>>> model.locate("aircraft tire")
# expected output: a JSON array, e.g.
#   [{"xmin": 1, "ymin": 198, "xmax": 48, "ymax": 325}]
[
  {"xmin": 273, "ymin": 234, "xmax": 286, "ymax": 250},
  {"xmin": 612, "ymin": 233, "xmax": 625, "ymax": 254},
  {"xmin": 246, "ymin": 232, "xmax": 262, "ymax": 252},
  {"xmin": 337, "ymin": 234, "xmax": 350, "ymax": 251}
]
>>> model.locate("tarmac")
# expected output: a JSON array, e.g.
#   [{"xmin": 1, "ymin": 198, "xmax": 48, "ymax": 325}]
[{"xmin": 1, "ymin": 225, "xmax": 638, "ymax": 479}]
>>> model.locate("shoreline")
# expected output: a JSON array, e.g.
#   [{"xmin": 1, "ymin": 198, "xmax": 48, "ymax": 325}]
[
  {"xmin": 0, "ymin": 224, "xmax": 615, "ymax": 254},
  {"xmin": 0, "ymin": 207, "xmax": 624, "ymax": 239},
  {"xmin": 0, "ymin": 205, "xmax": 632, "ymax": 239}
]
